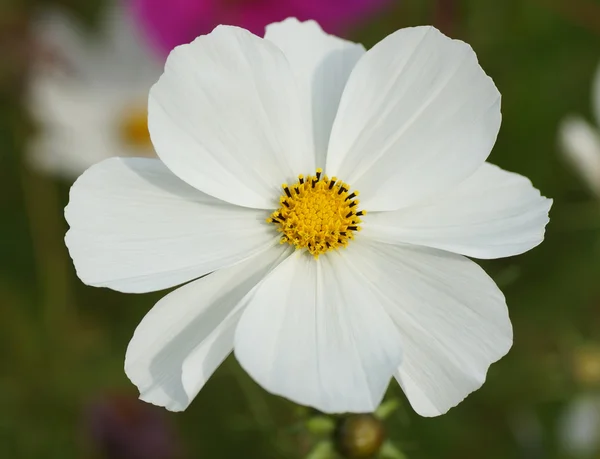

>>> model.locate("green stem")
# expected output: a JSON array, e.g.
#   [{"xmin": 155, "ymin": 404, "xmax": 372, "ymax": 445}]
[{"xmin": 20, "ymin": 165, "xmax": 72, "ymax": 339}]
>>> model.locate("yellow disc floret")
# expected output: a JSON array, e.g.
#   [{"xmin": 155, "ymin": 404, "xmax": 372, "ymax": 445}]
[
  {"xmin": 119, "ymin": 105, "xmax": 153, "ymax": 150},
  {"xmin": 267, "ymin": 169, "xmax": 365, "ymax": 258}
]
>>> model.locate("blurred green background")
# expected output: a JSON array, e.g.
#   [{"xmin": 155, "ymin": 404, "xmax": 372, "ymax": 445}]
[{"xmin": 3, "ymin": 0, "xmax": 600, "ymax": 458}]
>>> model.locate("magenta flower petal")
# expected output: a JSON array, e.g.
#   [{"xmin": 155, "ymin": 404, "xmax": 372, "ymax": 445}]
[
  {"xmin": 127, "ymin": 0, "xmax": 392, "ymax": 56},
  {"xmin": 230, "ymin": 0, "xmax": 392, "ymax": 36},
  {"xmin": 128, "ymin": 0, "xmax": 218, "ymax": 54}
]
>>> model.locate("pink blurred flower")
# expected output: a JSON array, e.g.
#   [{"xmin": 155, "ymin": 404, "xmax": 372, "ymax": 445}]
[
  {"xmin": 85, "ymin": 392, "xmax": 182, "ymax": 459},
  {"xmin": 128, "ymin": 0, "xmax": 391, "ymax": 55}
]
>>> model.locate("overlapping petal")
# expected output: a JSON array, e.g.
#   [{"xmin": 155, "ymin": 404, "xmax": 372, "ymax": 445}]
[
  {"xmin": 363, "ymin": 163, "xmax": 551, "ymax": 259},
  {"xmin": 348, "ymin": 240, "xmax": 512, "ymax": 416},
  {"xmin": 62, "ymin": 19, "xmax": 546, "ymax": 420},
  {"xmin": 65, "ymin": 157, "xmax": 275, "ymax": 293},
  {"xmin": 326, "ymin": 26, "xmax": 501, "ymax": 211},
  {"xmin": 149, "ymin": 25, "xmax": 314, "ymax": 209},
  {"xmin": 234, "ymin": 250, "xmax": 403, "ymax": 413},
  {"xmin": 265, "ymin": 18, "xmax": 365, "ymax": 167},
  {"xmin": 125, "ymin": 245, "xmax": 291, "ymax": 411},
  {"xmin": 559, "ymin": 116, "xmax": 600, "ymax": 196}
]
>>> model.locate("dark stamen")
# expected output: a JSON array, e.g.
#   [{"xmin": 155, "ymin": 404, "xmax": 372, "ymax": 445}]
[
  {"xmin": 284, "ymin": 187, "xmax": 292, "ymax": 198},
  {"xmin": 356, "ymin": 211, "xmax": 364, "ymax": 216},
  {"xmin": 346, "ymin": 211, "xmax": 354, "ymax": 218},
  {"xmin": 348, "ymin": 226, "xmax": 358, "ymax": 231},
  {"xmin": 345, "ymin": 192, "xmax": 357, "ymax": 201},
  {"xmin": 328, "ymin": 180, "xmax": 335, "ymax": 190}
]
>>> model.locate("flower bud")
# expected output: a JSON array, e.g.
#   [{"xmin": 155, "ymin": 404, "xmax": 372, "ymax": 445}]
[{"xmin": 333, "ymin": 414, "xmax": 385, "ymax": 458}]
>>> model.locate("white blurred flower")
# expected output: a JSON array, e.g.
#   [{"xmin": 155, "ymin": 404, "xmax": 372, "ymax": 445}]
[
  {"xmin": 559, "ymin": 64, "xmax": 600, "ymax": 197},
  {"xmin": 559, "ymin": 395, "xmax": 600, "ymax": 458},
  {"xmin": 65, "ymin": 20, "xmax": 552, "ymax": 416},
  {"xmin": 28, "ymin": 6, "xmax": 160, "ymax": 178}
]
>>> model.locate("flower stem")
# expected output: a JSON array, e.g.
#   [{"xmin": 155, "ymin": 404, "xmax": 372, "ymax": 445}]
[{"xmin": 20, "ymin": 165, "xmax": 72, "ymax": 339}]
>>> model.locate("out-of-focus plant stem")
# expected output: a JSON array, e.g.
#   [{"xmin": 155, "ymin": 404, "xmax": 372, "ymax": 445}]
[
  {"xmin": 20, "ymin": 164, "xmax": 72, "ymax": 341},
  {"xmin": 228, "ymin": 360, "xmax": 300, "ymax": 457}
]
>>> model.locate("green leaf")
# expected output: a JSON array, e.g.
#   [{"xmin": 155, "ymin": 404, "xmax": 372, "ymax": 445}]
[
  {"xmin": 305, "ymin": 441, "xmax": 336, "ymax": 459},
  {"xmin": 375, "ymin": 399, "xmax": 400, "ymax": 420},
  {"xmin": 305, "ymin": 416, "xmax": 336, "ymax": 435},
  {"xmin": 379, "ymin": 441, "xmax": 407, "ymax": 459}
]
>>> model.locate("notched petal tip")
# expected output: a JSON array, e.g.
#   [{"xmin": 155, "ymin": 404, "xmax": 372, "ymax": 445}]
[{"xmin": 415, "ymin": 334, "xmax": 513, "ymax": 418}]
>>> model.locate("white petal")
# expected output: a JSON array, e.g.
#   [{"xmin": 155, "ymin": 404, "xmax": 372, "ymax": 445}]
[
  {"xmin": 558, "ymin": 116, "xmax": 600, "ymax": 196},
  {"xmin": 65, "ymin": 157, "xmax": 276, "ymax": 293},
  {"xmin": 326, "ymin": 26, "xmax": 501, "ymax": 211},
  {"xmin": 559, "ymin": 395, "xmax": 600, "ymax": 456},
  {"xmin": 32, "ymin": 9, "xmax": 93, "ymax": 78},
  {"xmin": 27, "ymin": 75, "xmax": 152, "ymax": 177},
  {"xmin": 149, "ymin": 25, "xmax": 313, "ymax": 209},
  {"xmin": 351, "ymin": 240, "xmax": 512, "ymax": 417},
  {"xmin": 265, "ymin": 18, "xmax": 365, "ymax": 168},
  {"xmin": 593, "ymin": 62, "xmax": 600, "ymax": 127},
  {"xmin": 33, "ymin": 6, "xmax": 159, "ymax": 87},
  {"xmin": 100, "ymin": 5, "xmax": 161, "ymax": 86},
  {"xmin": 234, "ymin": 250, "xmax": 403, "ymax": 414},
  {"xmin": 363, "ymin": 163, "xmax": 551, "ymax": 259},
  {"xmin": 27, "ymin": 77, "xmax": 106, "ymax": 177},
  {"xmin": 125, "ymin": 245, "xmax": 290, "ymax": 411}
]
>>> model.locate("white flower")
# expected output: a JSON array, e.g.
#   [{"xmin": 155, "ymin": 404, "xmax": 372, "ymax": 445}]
[
  {"xmin": 559, "ymin": 63, "xmax": 600, "ymax": 197},
  {"xmin": 65, "ymin": 19, "xmax": 552, "ymax": 416},
  {"xmin": 28, "ymin": 6, "xmax": 160, "ymax": 178},
  {"xmin": 559, "ymin": 395, "xmax": 600, "ymax": 458}
]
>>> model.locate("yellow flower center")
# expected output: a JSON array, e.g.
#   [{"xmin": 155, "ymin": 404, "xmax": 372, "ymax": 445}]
[
  {"xmin": 268, "ymin": 168, "xmax": 365, "ymax": 258},
  {"xmin": 119, "ymin": 106, "xmax": 153, "ymax": 151}
]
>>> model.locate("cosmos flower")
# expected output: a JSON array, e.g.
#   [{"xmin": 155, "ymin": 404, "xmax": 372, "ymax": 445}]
[
  {"xmin": 66, "ymin": 19, "xmax": 552, "ymax": 416},
  {"xmin": 128, "ymin": 0, "xmax": 392, "ymax": 56},
  {"xmin": 558, "ymin": 63, "xmax": 600, "ymax": 197},
  {"xmin": 28, "ymin": 6, "xmax": 160, "ymax": 178}
]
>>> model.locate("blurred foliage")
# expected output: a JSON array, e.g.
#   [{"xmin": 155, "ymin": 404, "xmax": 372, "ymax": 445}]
[{"xmin": 2, "ymin": 0, "xmax": 600, "ymax": 458}]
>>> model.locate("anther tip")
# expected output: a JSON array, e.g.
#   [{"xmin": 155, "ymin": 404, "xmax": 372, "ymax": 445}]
[{"xmin": 316, "ymin": 168, "xmax": 323, "ymax": 173}]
